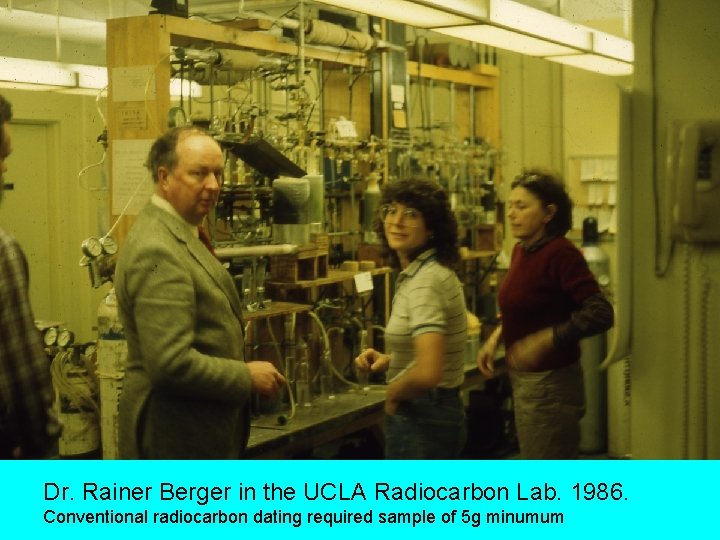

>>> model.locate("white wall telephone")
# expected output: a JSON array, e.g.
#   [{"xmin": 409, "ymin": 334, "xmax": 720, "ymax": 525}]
[{"xmin": 667, "ymin": 121, "xmax": 720, "ymax": 242}]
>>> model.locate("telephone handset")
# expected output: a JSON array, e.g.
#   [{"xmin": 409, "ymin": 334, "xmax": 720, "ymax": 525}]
[{"xmin": 667, "ymin": 121, "xmax": 720, "ymax": 242}]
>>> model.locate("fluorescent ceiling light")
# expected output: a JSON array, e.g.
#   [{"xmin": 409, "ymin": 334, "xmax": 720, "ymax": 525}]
[
  {"xmin": 592, "ymin": 31, "xmax": 634, "ymax": 63},
  {"xmin": 0, "ymin": 57, "xmax": 77, "ymax": 87},
  {"xmin": 70, "ymin": 64, "xmax": 108, "ymax": 90},
  {"xmin": 0, "ymin": 81, "xmax": 76, "ymax": 92},
  {"xmin": 0, "ymin": 56, "xmax": 202, "ymax": 96},
  {"xmin": 312, "ymin": 0, "xmax": 483, "ymax": 28},
  {"xmin": 435, "ymin": 25, "xmax": 580, "ymax": 57},
  {"xmin": 170, "ymin": 78, "xmax": 203, "ymax": 98},
  {"xmin": 489, "ymin": 0, "xmax": 592, "ymax": 51},
  {"xmin": 546, "ymin": 54, "xmax": 633, "ymax": 76},
  {"xmin": 318, "ymin": 0, "xmax": 634, "ymax": 76},
  {"xmin": 0, "ymin": 7, "xmax": 105, "ymax": 44}
]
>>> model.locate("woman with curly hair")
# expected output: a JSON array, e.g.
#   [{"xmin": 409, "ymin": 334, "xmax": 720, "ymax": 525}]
[{"xmin": 355, "ymin": 177, "xmax": 468, "ymax": 459}]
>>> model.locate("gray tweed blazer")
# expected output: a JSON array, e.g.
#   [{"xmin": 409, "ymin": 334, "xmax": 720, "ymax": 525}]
[{"xmin": 114, "ymin": 202, "xmax": 251, "ymax": 459}]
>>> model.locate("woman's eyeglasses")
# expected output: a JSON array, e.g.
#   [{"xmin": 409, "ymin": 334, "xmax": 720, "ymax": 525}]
[{"xmin": 380, "ymin": 204, "xmax": 422, "ymax": 227}]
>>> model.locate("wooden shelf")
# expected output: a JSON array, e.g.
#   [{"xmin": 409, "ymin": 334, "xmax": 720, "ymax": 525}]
[
  {"xmin": 242, "ymin": 301, "xmax": 310, "ymax": 321},
  {"xmin": 407, "ymin": 60, "xmax": 499, "ymax": 87},
  {"xmin": 405, "ymin": 59, "xmax": 501, "ymax": 151},
  {"xmin": 266, "ymin": 267, "xmax": 392, "ymax": 290},
  {"xmin": 106, "ymin": 14, "xmax": 369, "ymax": 245}
]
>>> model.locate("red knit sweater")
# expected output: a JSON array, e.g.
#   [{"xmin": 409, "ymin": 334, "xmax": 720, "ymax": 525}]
[{"xmin": 498, "ymin": 236, "xmax": 601, "ymax": 370}]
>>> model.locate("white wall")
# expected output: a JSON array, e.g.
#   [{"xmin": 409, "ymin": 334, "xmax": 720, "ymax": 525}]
[
  {"xmin": 498, "ymin": 51, "xmax": 622, "ymax": 261},
  {"xmin": 631, "ymin": 0, "xmax": 720, "ymax": 458},
  {"xmin": 495, "ymin": 1, "xmax": 720, "ymax": 458},
  {"xmin": 0, "ymin": 88, "xmax": 110, "ymax": 343},
  {"xmin": 11, "ymin": 4, "xmax": 716, "ymax": 458}
]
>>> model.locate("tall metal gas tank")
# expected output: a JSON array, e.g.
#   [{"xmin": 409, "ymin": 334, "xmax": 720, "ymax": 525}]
[{"xmin": 579, "ymin": 217, "xmax": 611, "ymax": 454}]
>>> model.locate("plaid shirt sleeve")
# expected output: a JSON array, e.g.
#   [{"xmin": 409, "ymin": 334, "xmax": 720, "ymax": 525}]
[{"xmin": 0, "ymin": 231, "xmax": 59, "ymax": 457}]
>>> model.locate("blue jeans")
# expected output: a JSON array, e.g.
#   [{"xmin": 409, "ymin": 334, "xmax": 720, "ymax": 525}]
[{"xmin": 384, "ymin": 389, "xmax": 467, "ymax": 459}]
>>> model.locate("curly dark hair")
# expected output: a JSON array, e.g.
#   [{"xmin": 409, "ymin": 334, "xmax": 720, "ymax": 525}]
[
  {"xmin": 145, "ymin": 126, "xmax": 212, "ymax": 182},
  {"xmin": 374, "ymin": 177, "xmax": 460, "ymax": 269},
  {"xmin": 511, "ymin": 167, "xmax": 573, "ymax": 236},
  {"xmin": 0, "ymin": 94, "xmax": 12, "ymax": 148}
]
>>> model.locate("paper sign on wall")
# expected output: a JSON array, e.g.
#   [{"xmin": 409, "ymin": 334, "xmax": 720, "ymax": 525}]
[
  {"xmin": 111, "ymin": 66, "xmax": 155, "ymax": 102},
  {"xmin": 111, "ymin": 139, "xmax": 154, "ymax": 215},
  {"xmin": 354, "ymin": 272, "xmax": 374, "ymax": 294}
]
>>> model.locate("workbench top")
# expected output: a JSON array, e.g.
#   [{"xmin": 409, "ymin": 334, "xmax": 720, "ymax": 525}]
[
  {"xmin": 246, "ymin": 385, "xmax": 386, "ymax": 458},
  {"xmin": 245, "ymin": 365, "xmax": 486, "ymax": 459}
]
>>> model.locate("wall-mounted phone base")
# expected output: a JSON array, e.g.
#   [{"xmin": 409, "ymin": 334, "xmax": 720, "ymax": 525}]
[{"xmin": 667, "ymin": 120, "xmax": 720, "ymax": 243}]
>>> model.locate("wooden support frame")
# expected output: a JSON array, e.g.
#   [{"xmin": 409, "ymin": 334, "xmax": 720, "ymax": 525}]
[
  {"xmin": 106, "ymin": 14, "xmax": 369, "ymax": 244},
  {"xmin": 407, "ymin": 59, "xmax": 500, "ymax": 149},
  {"xmin": 106, "ymin": 15, "xmax": 500, "ymax": 244}
]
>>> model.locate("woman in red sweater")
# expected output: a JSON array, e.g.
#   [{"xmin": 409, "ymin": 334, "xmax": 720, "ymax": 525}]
[{"xmin": 477, "ymin": 168, "xmax": 613, "ymax": 459}]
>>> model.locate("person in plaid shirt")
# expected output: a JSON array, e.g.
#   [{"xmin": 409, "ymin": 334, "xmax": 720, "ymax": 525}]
[{"xmin": 0, "ymin": 93, "xmax": 60, "ymax": 458}]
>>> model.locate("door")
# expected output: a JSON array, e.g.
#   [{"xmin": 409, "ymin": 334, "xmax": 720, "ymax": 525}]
[{"xmin": 0, "ymin": 122, "xmax": 54, "ymax": 323}]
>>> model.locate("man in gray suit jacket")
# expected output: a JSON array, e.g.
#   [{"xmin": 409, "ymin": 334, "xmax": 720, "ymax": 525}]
[{"xmin": 115, "ymin": 126, "xmax": 285, "ymax": 459}]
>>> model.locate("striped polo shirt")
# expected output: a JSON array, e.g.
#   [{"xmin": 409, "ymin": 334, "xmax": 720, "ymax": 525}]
[{"xmin": 384, "ymin": 248, "xmax": 467, "ymax": 388}]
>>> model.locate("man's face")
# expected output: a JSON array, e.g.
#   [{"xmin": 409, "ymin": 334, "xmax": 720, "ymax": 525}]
[
  {"xmin": 0, "ymin": 123, "xmax": 12, "ymax": 204},
  {"xmin": 158, "ymin": 133, "xmax": 223, "ymax": 226}
]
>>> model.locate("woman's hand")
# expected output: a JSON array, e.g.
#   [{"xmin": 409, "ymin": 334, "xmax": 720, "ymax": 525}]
[
  {"xmin": 476, "ymin": 338, "xmax": 497, "ymax": 379},
  {"xmin": 506, "ymin": 327, "xmax": 554, "ymax": 371},
  {"xmin": 477, "ymin": 325, "xmax": 502, "ymax": 378},
  {"xmin": 354, "ymin": 347, "xmax": 390, "ymax": 373},
  {"xmin": 384, "ymin": 398, "xmax": 399, "ymax": 416}
]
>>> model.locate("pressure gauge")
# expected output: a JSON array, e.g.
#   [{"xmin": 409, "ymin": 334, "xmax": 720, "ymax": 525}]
[
  {"xmin": 83, "ymin": 343, "xmax": 97, "ymax": 358},
  {"xmin": 57, "ymin": 329, "xmax": 75, "ymax": 349},
  {"xmin": 81, "ymin": 237, "xmax": 103, "ymax": 258},
  {"xmin": 168, "ymin": 106, "xmax": 187, "ymax": 128},
  {"xmin": 100, "ymin": 236, "xmax": 118, "ymax": 255},
  {"xmin": 43, "ymin": 326, "xmax": 58, "ymax": 347}
]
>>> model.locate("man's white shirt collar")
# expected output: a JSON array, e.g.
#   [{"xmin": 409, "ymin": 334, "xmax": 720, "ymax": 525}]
[{"xmin": 151, "ymin": 194, "xmax": 197, "ymax": 237}]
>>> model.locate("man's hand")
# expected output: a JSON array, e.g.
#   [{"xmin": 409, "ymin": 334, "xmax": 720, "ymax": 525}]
[{"xmin": 247, "ymin": 361, "xmax": 286, "ymax": 396}]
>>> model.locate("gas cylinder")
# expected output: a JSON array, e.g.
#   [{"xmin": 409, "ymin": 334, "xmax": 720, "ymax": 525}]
[
  {"xmin": 96, "ymin": 287, "xmax": 127, "ymax": 459},
  {"xmin": 579, "ymin": 217, "xmax": 611, "ymax": 454},
  {"xmin": 51, "ymin": 347, "xmax": 101, "ymax": 458}
]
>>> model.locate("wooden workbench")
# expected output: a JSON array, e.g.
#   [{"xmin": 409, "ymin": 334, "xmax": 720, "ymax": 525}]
[
  {"xmin": 245, "ymin": 364, "xmax": 486, "ymax": 459},
  {"xmin": 245, "ymin": 385, "xmax": 386, "ymax": 459}
]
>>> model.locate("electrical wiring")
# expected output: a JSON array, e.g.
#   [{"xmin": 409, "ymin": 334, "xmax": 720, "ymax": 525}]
[
  {"xmin": 77, "ymin": 151, "xmax": 107, "ymax": 192},
  {"xmin": 347, "ymin": 65, "xmax": 368, "ymax": 120},
  {"xmin": 307, "ymin": 309, "xmax": 356, "ymax": 388},
  {"xmin": 50, "ymin": 349, "xmax": 100, "ymax": 418},
  {"xmin": 698, "ymin": 246, "xmax": 711, "ymax": 457},
  {"xmin": 94, "ymin": 84, "xmax": 108, "ymax": 126},
  {"xmin": 681, "ymin": 243, "xmax": 690, "ymax": 458},
  {"xmin": 303, "ymin": 49, "xmax": 347, "ymax": 131},
  {"xmin": 95, "ymin": 57, "xmax": 173, "ymax": 240},
  {"xmin": 78, "ymin": 86, "xmax": 109, "ymax": 192},
  {"xmin": 144, "ymin": 52, "xmax": 173, "ymax": 135},
  {"xmin": 104, "ymin": 173, "xmax": 149, "ymax": 240}
]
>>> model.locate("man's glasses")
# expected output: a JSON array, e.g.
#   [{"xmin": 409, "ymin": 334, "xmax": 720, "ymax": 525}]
[{"xmin": 380, "ymin": 204, "xmax": 422, "ymax": 227}]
